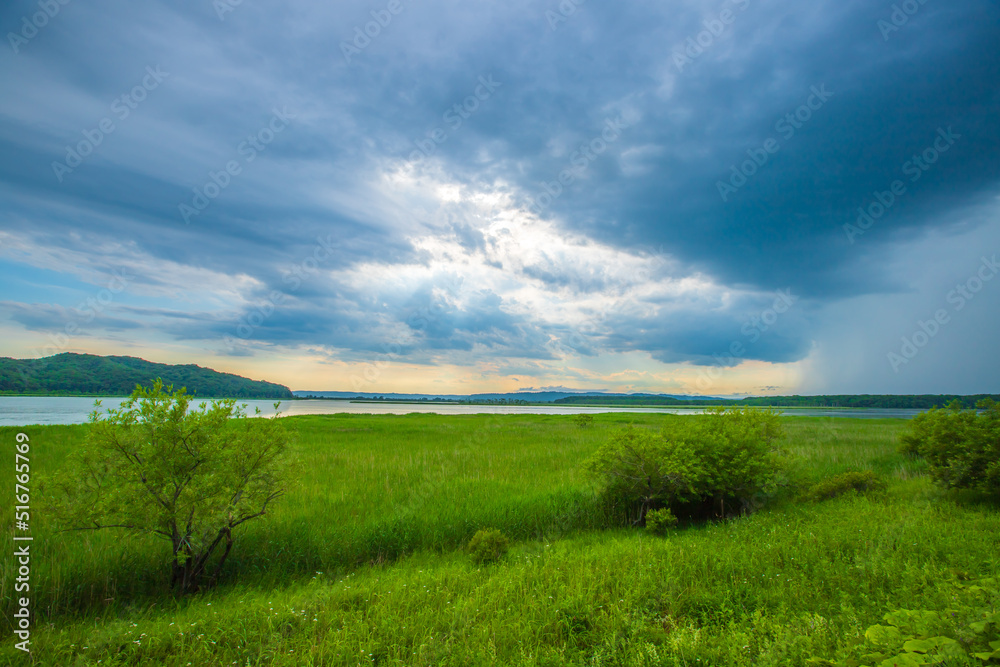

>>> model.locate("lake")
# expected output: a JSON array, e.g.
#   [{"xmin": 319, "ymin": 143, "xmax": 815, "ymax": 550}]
[{"xmin": 0, "ymin": 396, "xmax": 926, "ymax": 426}]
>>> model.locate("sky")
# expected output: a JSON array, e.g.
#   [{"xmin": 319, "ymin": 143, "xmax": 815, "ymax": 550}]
[{"xmin": 0, "ymin": 0, "xmax": 998, "ymax": 396}]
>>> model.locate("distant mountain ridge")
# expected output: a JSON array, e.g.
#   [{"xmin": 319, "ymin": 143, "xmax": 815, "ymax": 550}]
[{"xmin": 0, "ymin": 353, "xmax": 293, "ymax": 399}]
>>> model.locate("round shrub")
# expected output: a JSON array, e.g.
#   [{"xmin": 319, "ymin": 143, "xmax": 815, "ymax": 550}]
[
  {"xmin": 644, "ymin": 507, "xmax": 678, "ymax": 535},
  {"xmin": 467, "ymin": 528, "xmax": 509, "ymax": 565},
  {"xmin": 900, "ymin": 399, "xmax": 1000, "ymax": 494},
  {"xmin": 585, "ymin": 407, "xmax": 787, "ymax": 523}
]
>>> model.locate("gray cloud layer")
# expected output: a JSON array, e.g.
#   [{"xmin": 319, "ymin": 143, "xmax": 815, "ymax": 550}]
[{"xmin": 1, "ymin": 0, "xmax": 998, "ymax": 391}]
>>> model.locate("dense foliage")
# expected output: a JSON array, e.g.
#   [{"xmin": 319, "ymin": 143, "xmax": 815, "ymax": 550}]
[
  {"xmin": 818, "ymin": 578, "xmax": 1000, "ymax": 666},
  {"xmin": 644, "ymin": 507, "xmax": 678, "ymax": 535},
  {"xmin": 900, "ymin": 399, "xmax": 1000, "ymax": 495},
  {"xmin": 585, "ymin": 407, "xmax": 786, "ymax": 522},
  {"xmin": 50, "ymin": 381, "xmax": 293, "ymax": 593},
  {"xmin": 0, "ymin": 353, "xmax": 293, "ymax": 398}
]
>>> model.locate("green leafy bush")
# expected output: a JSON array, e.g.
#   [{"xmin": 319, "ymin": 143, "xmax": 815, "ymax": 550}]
[
  {"xmin": 900, "ymin": 399, "xmax": 1000, "ymax": 494},
  {"xmin": 806, "ymin": 471, "xmax": 887, "ymax": 502},
  {"xmin": 813, "ymin": 577, "xmax": 1000, "ymax": 666},
  {"xmin": 467, "ymin": 528, "xmax": 510, "ymax": 565},
  {"xmin": 644, "ymin": 507, "xmax": 678, "ymax": 535},
  {"xmin": 573, "ymin": 413, "xmax": 594, "ymax": 427},
  {"xmin": 585, "ymin": 407, "xmax": 786, "ymax": 523}
]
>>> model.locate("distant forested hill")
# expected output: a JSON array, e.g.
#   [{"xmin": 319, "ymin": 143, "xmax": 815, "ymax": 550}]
[
  {"xmin": 551, "ymin": 394, "xmax": 690, "ymax": 406},
  {"xmin": 0, "ymin": 353, "xmax": 293, "ymax": 399}
]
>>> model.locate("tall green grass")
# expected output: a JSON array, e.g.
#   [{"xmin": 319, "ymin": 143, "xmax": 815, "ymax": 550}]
[
  {"xmin": 2, "ymin": 414, "xmax": 996, "ymax": 666},
  {"xmin": 5, "ymin": 413, "xmax": 632, "ymax": 619}
]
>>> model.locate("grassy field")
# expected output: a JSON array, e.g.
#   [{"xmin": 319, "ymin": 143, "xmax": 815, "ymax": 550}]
[{"xmin": 1, "ymin": 413, "xmax": 998, "ymax": 665}]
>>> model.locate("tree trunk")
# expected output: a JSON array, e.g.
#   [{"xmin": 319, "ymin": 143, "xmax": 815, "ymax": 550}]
[
  {"xmin": 171, "ymin": 541, "xmax": 202, "ymax": 594},
  {"xmin": 632, "ymin": 498, "xmax": 651, "ymax": 526},
  {"xmin": 171, "ymin": 555, "xmax": 198, "ymax": 593},
  {"xmin": 170, "ymin": 526, "xmax": 235, "ymax": 594},
  {"xmin": 208, "ymin": 528, "xmax": 234, "ymax": 586}
]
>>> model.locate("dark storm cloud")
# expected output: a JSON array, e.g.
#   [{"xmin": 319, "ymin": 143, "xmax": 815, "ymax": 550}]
[
  {"xmin": 484, "ymin": 0, "xmax": 1000, "ymax": 296},
  {"xmin": 2, "ymin": 301, "xmax": 142, "ymax": 333},
  {"xmin": 1, "ymin": 0, "xmax": 998, "ymax": 378}
]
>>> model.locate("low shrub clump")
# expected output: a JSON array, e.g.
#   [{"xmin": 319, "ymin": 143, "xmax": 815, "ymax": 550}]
[
  {"xmin": 810, "ymin": 577, "xmax": 1000, "ymax": 665},
  {"xmin": 467, "ymin": 528, "xmax": 510, "ymax": 565},
  {"xmin": 585, "ymin": 407, "xmax": 787, "ymax": 523},
  {"xmin": 644, "ymin": 507, "xmax": 678, "ymax": 535},
  {"xmin": 900, "ymin": 399, "xmax": 1000, "ymax": 495},
  {"xmin": 806, "ymin": 470, "xmax": 887, "ymax": 502}
]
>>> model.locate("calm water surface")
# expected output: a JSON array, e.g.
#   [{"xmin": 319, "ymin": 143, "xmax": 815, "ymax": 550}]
[{"xmin": 0, "ymin": 396, "xmax": 925, "ymax": 426}]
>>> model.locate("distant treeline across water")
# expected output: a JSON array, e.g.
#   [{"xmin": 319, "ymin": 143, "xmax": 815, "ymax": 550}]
[{"xmin": 552, "ymin": 394, "xmax": 999, "ymax": 409}]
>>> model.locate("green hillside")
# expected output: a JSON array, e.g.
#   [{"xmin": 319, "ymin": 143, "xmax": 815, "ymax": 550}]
[{"xmin": 0, "ymin": 353, "xmax": 293, "ymax": 399}]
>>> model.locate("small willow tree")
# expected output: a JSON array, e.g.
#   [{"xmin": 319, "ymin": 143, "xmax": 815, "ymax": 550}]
[{"xmin": 53, "ymin": 380, "xmax": 293, "ymax": 593}]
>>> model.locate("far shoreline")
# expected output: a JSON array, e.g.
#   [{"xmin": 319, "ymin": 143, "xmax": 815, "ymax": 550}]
[{"xmin": 2, "ymin": 394, "xmax": 925, "ymax": 410}]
